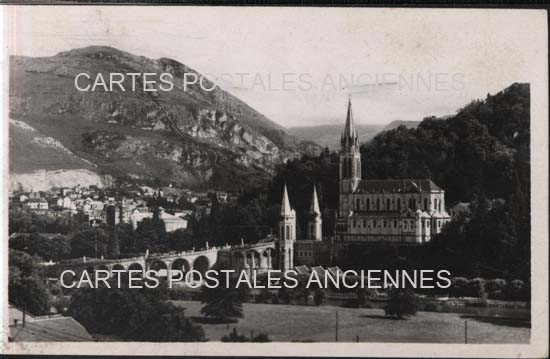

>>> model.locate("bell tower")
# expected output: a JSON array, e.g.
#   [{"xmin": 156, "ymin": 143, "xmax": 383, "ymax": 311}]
[
  {"xmin": 339, "ymin": 97, "xmax": 361, "ymax": 194},
  {"xmin": 278, "ymin": 184, "xmax": 295, "ymax": 271}
]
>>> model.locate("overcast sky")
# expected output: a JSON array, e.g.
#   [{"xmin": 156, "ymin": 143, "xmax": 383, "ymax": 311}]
[{"xmin": 7, "ymin": 6, "xmax": 546, "ymax": 127}]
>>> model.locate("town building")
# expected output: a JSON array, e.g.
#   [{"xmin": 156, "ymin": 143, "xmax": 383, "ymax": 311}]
[{"xmin": 129, "ymin": 207, "xmax": 188, "ymax": 232}]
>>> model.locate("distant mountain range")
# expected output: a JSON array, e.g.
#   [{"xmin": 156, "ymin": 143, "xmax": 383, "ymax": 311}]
[
  {"xmin": 287, "ymin": 124, "xmax": 383, "ymax": 150},
  {"xmin": 287, "ymin": 120, "xmax": 421, "ymax": 150},
  {"xmin": 382, "ymin": 120, "xmax": 421, "ymax": 131},
  {"xmin": 9, "ymin": 46, "xmax": 320, "ymax": 191}
]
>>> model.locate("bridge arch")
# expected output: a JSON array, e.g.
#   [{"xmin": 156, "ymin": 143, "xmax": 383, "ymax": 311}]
[
  {"xmin": 128, "ymin": 262, "xmax": 144, "ymax": 275},
  {"xmin": 233, "ymin": 252, "xmax": 246, "ymax": 269},
  {"xmin": 149, "ymin": 260, "xmax": 169, "ymax": 277},
  {"xmin": 247, "ymin": 250, "xmax": 261, "ymax": 269},
  {"xmin": 112, "ymin": 264, "xmax": 125, "ymax": 271},
  {"xmin": 193, "ymin": 255, "xmax": 210, "ymax": 275},
  {"xmin": 171, "ymin": 258, "xmax": 191, "ymax": 273},
  {"xmin": 262, "ymin": 248, "xmax": 273, "ymax": 269}
]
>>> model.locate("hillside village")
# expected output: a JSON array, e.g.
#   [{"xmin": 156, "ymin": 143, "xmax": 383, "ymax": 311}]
[{"xmin": 9, "ymin": 183, "xmax": 235, "ymax": 233}]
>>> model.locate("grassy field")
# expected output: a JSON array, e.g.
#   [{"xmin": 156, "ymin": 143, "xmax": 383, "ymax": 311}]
[{"xmin": 173, "ymin": 300, "xmax": 530, "ymax": 343}]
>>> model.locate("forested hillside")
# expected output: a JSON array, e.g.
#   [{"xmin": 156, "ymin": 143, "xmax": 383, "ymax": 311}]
[{"xmin": 252, "ymin": 83, "xmax": 530, "ymax": 280}]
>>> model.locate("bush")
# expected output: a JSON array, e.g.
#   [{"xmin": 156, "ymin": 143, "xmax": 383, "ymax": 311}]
[
  {"xmin": 384, "ymin": 288, "xmax": 417, "ymax": 319},
  {"xmin": 277, "ymin": 287, "xmax": 291, "ymax": 304},
  {"xmin": 422, "ymin": 302, "xmax": 439, "ymax": 312},
  {"xmin": 450, "ymin": 277, "xmax": 469, "ymax": 297},
  {"xmin": 68, "ymin": 285, "xmax": 205, "ymax": 341},
  {"xmin": 508, "ymin": 279, "xmax": 526, "ymax": 301},
  {"xmin": 313, "ymin": 289, "xmax": 326, "ymax": 306},
  {"xmin": 468, "ymin": 278, "xmax": 486, "ymax": 298},
  {"xmin": 221, "ymin": 328, "xmax": 248, "ymax": 342},
  {"xmin": 486, "ymin": 278, "xmax": 507, "ymax": 299},
  {"xmin": 201, "ymin": 286, "xmax": 243, "ymax": 322},
  {"xmin": 251, "ymin": 332, "xmax": 272, "ymax": 342},
  {"xmin": 256, "ymin": 288, "xmax": 271, "ymax": 304},
  {"xmin": 221, "ymin": 328, "xmax": 271, "ymax": 342}
]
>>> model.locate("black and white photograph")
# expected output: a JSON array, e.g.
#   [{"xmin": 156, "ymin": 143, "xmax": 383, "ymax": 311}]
[{"xmin": 1, "ymin": 5, "xmax": 548, "ymax": 358}]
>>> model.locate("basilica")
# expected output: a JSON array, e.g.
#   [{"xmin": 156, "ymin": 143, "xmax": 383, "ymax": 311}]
[{"xmin": 278, "ymin": 99, "xmax": 451, "ymax": 269}]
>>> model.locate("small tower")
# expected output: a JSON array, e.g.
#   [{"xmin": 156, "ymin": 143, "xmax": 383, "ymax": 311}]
[
  {"xmin": 308, "ymin": 185, "xmax": 322, "ymax": 241},
  {"xmin": 278, "ymin": 184, "xmax": 295, "ymax": 271}
]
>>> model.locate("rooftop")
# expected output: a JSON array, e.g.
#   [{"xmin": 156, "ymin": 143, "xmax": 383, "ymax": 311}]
[
  {"xmin": 355, "ymin": 179, "xmax": 442, "ymax": 193},
  {"xmin": 8, "ymin": 307, "xmax": 94, "ymax": 342}
]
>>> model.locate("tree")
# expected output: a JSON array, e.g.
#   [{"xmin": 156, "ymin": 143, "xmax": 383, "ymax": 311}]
[
  {"xmin": 68, "ymin": 282, "xmax": 204, "ymax": 341},
  {"xmin": 10, "ymin": 233, "xmax": 71, "ymax": 261},
  {"xmin": 129, "ymin": 302, "xmax": 205, "ymax": 342},
  {"xmin": 201, "ymin": 286, "xmax": 243, "ymax": 322},
  {"xmin": 109, "ymin": 227, "xmax": 121, "ymax": 258},
  {"xmin": 8, "ymin": 250, "xmax": 50, "ymax": 315},
  {"xmin": 384, "ymin": 288, "xmax": 417, "ymax": 319}
]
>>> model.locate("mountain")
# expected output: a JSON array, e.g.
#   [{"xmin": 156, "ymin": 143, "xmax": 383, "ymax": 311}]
[
  {"xmin": 287, "ymin": 124, "xmax": 386, "ymax": 150},
  {"xmin": 9, "ymin": 46, "xmax": 318, "ymax": 191},
  {"xmin": 382, "ymin": 120, "xmax": 421, "ymax": 131}
]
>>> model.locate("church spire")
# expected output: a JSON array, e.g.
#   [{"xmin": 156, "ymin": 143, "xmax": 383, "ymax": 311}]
[
  {"xmin": 343, "ymin": 96, "xmax": 356, "ymax": 139},
  {"xmin": 281, "ymin": 184, "xmax": 292, "ymax": 215},
  {"xmin": 310, "ymin": 185, "xmax": 321, "ymax": 215}
]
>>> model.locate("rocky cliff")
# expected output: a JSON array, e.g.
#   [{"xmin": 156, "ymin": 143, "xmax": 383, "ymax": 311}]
[{"xmin": 9, "ymin": 46, "xmax": 318, "ymax": 191}]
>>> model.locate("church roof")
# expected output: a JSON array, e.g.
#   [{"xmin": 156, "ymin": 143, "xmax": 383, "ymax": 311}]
[
  {"xmin": 310, "ymin": 185, "xmax": 321, "ymax": 215},
  {"xmin": 355, "ymin": 179, "xmax": 442, "ymax": 193},
  {"xmin": 281, "ymin": 184, "xmax": 293, "ymax": 215},
  {"xmin": 343, "ymin": 98, "xmax": 356, "ymax": 139}
]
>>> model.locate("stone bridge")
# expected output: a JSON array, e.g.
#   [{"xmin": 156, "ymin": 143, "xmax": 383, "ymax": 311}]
[{"xmin": 57, "ymin": 239, "xmax": 277, "ymax": 278}]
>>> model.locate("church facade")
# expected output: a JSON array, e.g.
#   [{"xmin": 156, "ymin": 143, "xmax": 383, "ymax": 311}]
[
  {"xmin": 335, "ymin": 99, "xmax": 450, "ymax": 244},
  {"xmin": 277, "ymin": 99, "xmax": 451, "ymax": 269}
]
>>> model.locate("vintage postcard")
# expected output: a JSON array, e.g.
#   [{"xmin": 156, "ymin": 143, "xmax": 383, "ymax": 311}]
[{"xmin": 0, "ymin": 5, "xmax": 548, "ymax": 358}]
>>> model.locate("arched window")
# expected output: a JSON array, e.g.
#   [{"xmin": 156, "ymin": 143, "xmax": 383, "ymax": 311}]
[
  {"xmin": 347, "ymin": 158, "xmax": 352, "ymax": 177},
  {"xmin": 356, "ymin": 198, "xmax": 360, "ymax": 210},
  {"xmin": 285, "ymin": 225, "xmax": 290, "ymax": 239},
  {"xmin": 397, "ymin": 198, "xmax": 401, "ymax": 211},
  {"xmin": 386, "ymin": 198, "xmax": 391, "ymax": 211},
  {"xmin": 439, "ymin": 200, "xmax": 442, "ymax": 212},
  {"xmin": 424, "ymin": 198, "xmax": 428, "ymax": 211},
  {"xmin": 366, "ymin": 198, "xmax": 370, "ymax": 210},
  {"xmin": 342, "ymin": 160, "xmax": 347, "ymax": 179},
  {"xmin": 434, "ymin": 199, "xmax": 438, "ymax": 212},
  {"xmin": 376, "ymin": 198, "xmax": 380, "ymax": 210}
]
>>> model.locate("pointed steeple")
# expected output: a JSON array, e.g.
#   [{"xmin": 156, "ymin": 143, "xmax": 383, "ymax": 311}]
[
  {"xmin": 343, "ymin": 96, "xmax": 356, "ymax": 139},
  {"xmin": 281, "ymin": 184, "xmax": 292, "ymax": 215},
  {"xmin": 310, "ymin": 185, "xmax": 321, "ymax": 215}
]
